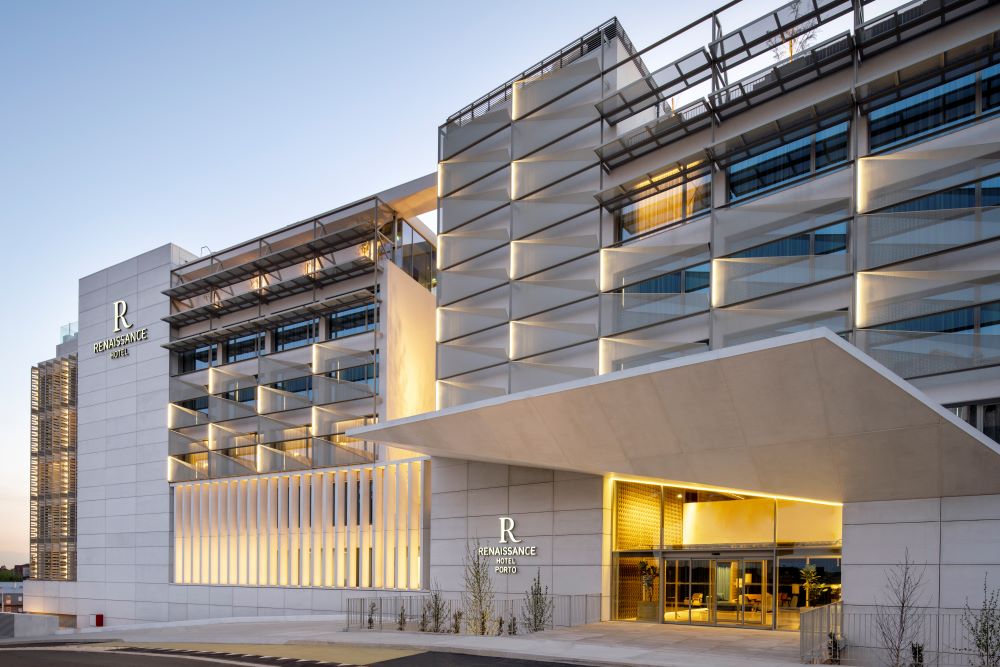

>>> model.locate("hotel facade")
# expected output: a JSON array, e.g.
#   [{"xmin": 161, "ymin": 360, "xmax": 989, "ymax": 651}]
[{"xmin": 25, "ymin": 0, "xmax": 1000, "ymax": 648}]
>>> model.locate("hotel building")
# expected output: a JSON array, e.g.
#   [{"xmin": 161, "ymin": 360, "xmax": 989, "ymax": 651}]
[{"xmin": 25, "ymin": 0, "xmax": 1000, "ymax": 647}]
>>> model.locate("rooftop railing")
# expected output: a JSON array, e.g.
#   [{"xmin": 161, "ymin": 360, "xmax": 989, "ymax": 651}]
[{"xmin": 444, "ymin": 19, "xmax": 635, "ymax": 129}]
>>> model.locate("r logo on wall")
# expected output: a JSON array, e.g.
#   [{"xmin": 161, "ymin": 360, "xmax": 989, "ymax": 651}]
[
  {"xmin": 94, "ymin": 299, "xmax": 149, "ymax": 359},
  {"xmin": 477, "ymin": 516, "xmax": 538, "ymax": 575}
]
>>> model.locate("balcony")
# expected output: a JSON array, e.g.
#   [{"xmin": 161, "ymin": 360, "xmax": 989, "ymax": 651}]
[
  {"xmin": 857, "ymin": 206, "xmax": 1000, "ymax": 270},
  {"xmin": 166, "ymin": 198, "xmax": 389, "ymax": 302},
  {"xmin": 857, "ymin": 0, "xmax": 991, "ymax": 58},
  {"xmin": 856, "ymin": 267, "xmax": 1000, "ymax": 328},
  {"xmin": 709, "ymin": 33, "xmax": 853, "ymax": 121},
  {"xmin": 601, "ymin": 291, "xmax": 710, "ymax": 337},
  {"xmin": 713, "ymin": 307, "xmax": 850, "ymax": 348},
  {"xmin": 167, "ymin": 436, "xmax": 377, "ymax": 482},
  {"xmin": 713, "ymin": 253, "xmax": 851, "ymax": 306},
  {"xmin": 856, "ymin": 329, "xmax": 1000, "ymax": 378},
  {"xmin": 165, "ymin": 251, "xmax": 374, "ymax": 328}
]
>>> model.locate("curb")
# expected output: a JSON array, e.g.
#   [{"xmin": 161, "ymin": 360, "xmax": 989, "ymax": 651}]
[{"xmin": 0, "ymin": 638, "xmax": 122, "ymax": 648}]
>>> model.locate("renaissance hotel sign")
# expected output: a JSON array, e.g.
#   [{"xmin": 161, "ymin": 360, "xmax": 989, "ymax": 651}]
[
  {"xmin": 93, "ymin": 300, "xmax": 149, "ymax": 359},
  {"xmin": 477, "ymin": 517, "xmax": 538, "ymax": 574}
]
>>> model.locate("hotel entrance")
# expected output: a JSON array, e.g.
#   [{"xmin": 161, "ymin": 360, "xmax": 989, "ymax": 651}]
[
  {"xmin": 611, "ymin": 479, "xmax": 842, "ymax": 631},
  {"xmin": 661, "ymin": 555, "xmax": 773, "ymax": 627}
]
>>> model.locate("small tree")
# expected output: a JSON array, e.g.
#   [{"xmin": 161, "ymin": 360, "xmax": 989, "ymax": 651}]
[
  {"xmin": 495, "ymin": 615, "xmax": 505, "ymax": 636},
  {"xmin": 463, "ymin": 540, "xmax": 495, "ymax": 635},
  {"xmin": 874, "ymin": 549, "xmax": 927, "ymax": 667},
  {"xmin": 801, "ymin": 564, "xmax": 828, "ymax": 608},
  {"xmin": 521, "ymin": 568, "xmax": 554, "ymax": 633},
  {"xmin": 397, "ymin": 603, "xmax": 407, "ymax": 631},
  {"xmin": 960, "ymin": 574, "xmax": 1000, "ymax": 667},
  {"xmin": 508, "ymin": 613, "xmax": 518, "ymax": 636},
  {"xmin": 768, "ymin": 0, "xmax": 818, "ymax": 62},
  {"xmin": 367, "ymin": 601, "xmax": 377, "ymax": 630},
  {"xmin": 424, "ymin": 582, "xmax": 451, "ymax": 633},
  {"xmin": 452, "ymin": 609, "xmax": 463, "ymax": 634},
  {"xmin": 639, "ymin": 559, "xmax": 659, "ymax": 602},
  {"xmin": 418, "ymin": 603, "xmax": 429, "ymax": 632}
]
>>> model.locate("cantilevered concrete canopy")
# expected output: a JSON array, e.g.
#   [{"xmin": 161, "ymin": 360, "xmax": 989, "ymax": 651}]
[{"xmin": 351, "ymin": 329, "xmax": 1000, "ymax": 503}]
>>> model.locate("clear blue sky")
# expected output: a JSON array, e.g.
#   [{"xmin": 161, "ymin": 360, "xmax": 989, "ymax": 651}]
[{"xmin": 0, "ymin": 0, "xmax": 905, "ymax": 565}]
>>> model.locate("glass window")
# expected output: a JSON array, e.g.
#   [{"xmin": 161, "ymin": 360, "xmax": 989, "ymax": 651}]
[
  {"xmin": 728, "ymin": 123, "xmax": 848, "ymax": 200},
  {"xmin": 617, "ymin": 173, "xmax": 711, "ymax": 241},
  {"xmin": 683, "ymin": 263, "xmax": 711, "ymax": 293},
  {"xmin": 393, "ymin": 221, "xmax": 437, "ymax": 291},
  {"xmin": 951, "ymin": 403, "xmax": 977, "ymax": 428},
  {"xmin": 879, "ymin": 307, "xmax": 976, "ymax": 334},
  {"xmin": 621, "ymin": 262, "xmax": 710, "ymax": 295},
  {"xmin": 730, "ymin": 222, "xmax": 847, "ymax": 259},
  {"xmin": 219, "ymin": 387, "xmax": 256, "ymax": 404},
  {"xmin": 869, "ymin": 73, "xmax": 977, "ymax": 150},
  {"xmin": 984, "ymin": 64, "xmax": 1000, "ymax": 112},
  {"xmin": 813, "ymin": 222, "xmax": 848, "ymax": 255},
  {"xmin": 176, "ymin": 396, "xmax": 209, "ymax": 414},
  {"xmin": 272, "ymin": 376, "xmax": 313, "ymax": 399},
  {"xmin": 177, "ymin": 344, "xmax": 217, "ymax": 373},
  {"xmin": 734, "ymin": 233, "xmax": 810, "ymax": 259},
  {"xmin": 329, "ymin": 303, "xmax": 376, "ymax": 340},
  {"xmin": 980, "ymin": 303, "xmax": 1000, "ymax": 335},
  {"xmin": 814, "ymin": 124, "xmax": 850, "ymax": 169},
  {"xmin": 887, "ymin": 182, "xmax": 977, "ymax": 212},
  {"xmin": 330, "ymin": 361, "xmax": 376, "ymax": 390},
  {"xmin": 983, "ymin": 177, "xmax": 1000, "ymax": 208},
  {"xmin": 409, "ymin": 235, "xmax": 436, "ymax": 290},
  {"xmin": 984, "ymin": 403, "xmax": 1000, "ymax": 443},
  {"xmin": 227, "ymin": 332, "xmax": 265, "ymax": 363},
  {"xmin": 273, "ymin": 319, "xmax": 319, "ymax": 352}
]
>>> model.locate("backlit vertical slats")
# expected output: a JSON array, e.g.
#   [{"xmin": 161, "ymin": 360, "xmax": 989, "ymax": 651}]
[
  {"xmin": 321, "ymin": 472, "xmax": 331, "ymax": 587},
  {"xmin": 174, "ymin": 485, "xmax": 184, "ymax": 583},
  {"xmin": 247, "ymin": 478, "xmax": 258, "ymax": 586},
  {"xmin": 346, "ymin": 469, "xmax": 356, "ymax": 587},
  {"xmin": 385, "ymin": 466, "xmax": 397, "ymax": 589},
  {"xmin": 409, "ymin": 462, "xmax": 421, "ymax": 589},
  {"xmin": 170, "ymin": 462, "xmax": 425, "ymax": 589},
  {"xmin": 269, "ymin": 477, "xmax": 279, "ymax": 586},
  {"xmin": 335, "ymin": 470, "xmax": 345, "ymax": 587},
  {"xmin": 374, "ymin": 466, "xmax": 384, "ymax": 588},
  {"xmin": 360, "ymin": 467, "xmax": 371, "ymax": 588},
  {"xmin": 396, "ymin": 463, "xmax": 410, "ymax": 588}
]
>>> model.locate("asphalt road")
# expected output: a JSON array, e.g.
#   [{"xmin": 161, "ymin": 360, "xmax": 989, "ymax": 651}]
[{"xmin": 0, "ymin": 648, "xmax": 588, "ymax": 667}]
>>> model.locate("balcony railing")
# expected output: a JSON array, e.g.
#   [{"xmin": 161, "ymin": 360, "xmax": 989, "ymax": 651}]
[
  {"xmin": 600, "ymin": 291, "xmax": 710, "ymax": 336},
  {"xmin": 714, "ymin": 253, "xmax": 851, "ymax": 306},
  {"xmin": 856, "ymin": 329, "xmax": 1000, "ymax": 378},
  {"xmin": 714, "ymin": 308, "xmax": 850, "ymax": 348},
  {"xmin": 167, "ymin": 436, "xmax": 378, "ymax": 482},
  {"xmin": 857, "ymin": 206, "xmax": 1000, "ymax": 270}
]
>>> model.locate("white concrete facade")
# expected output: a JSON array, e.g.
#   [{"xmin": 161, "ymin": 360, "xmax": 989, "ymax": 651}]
[
  {"xmin": 844, "ymin": 494, "xmax": 1000, "ymax": 611},
  {"xmin": 26, "ymin": 244, "xmax": 192, "ymax": 624},
  {"xmin": 428, "ymin": 458, "xmax": 609, "ymax": 607}
]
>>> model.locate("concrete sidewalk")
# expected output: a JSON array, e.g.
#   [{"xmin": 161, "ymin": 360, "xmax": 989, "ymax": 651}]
[{"xmin": 59, "ymin": 616, "xmax": 803, "ymax": 667}]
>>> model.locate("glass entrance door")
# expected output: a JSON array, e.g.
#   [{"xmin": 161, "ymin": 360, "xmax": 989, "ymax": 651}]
[
  {"xmin": 741, "ymin": 559, "xmax": 773, "ymax": 627},
  {"xmin": 662, "ymin": 556, "xmax": 774, "ymax": 628}
]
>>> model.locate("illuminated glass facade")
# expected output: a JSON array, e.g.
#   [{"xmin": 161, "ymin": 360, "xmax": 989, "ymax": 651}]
[{"xmin": 611, "ymin": 480, "xmax": 841, "ymax": 630}]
